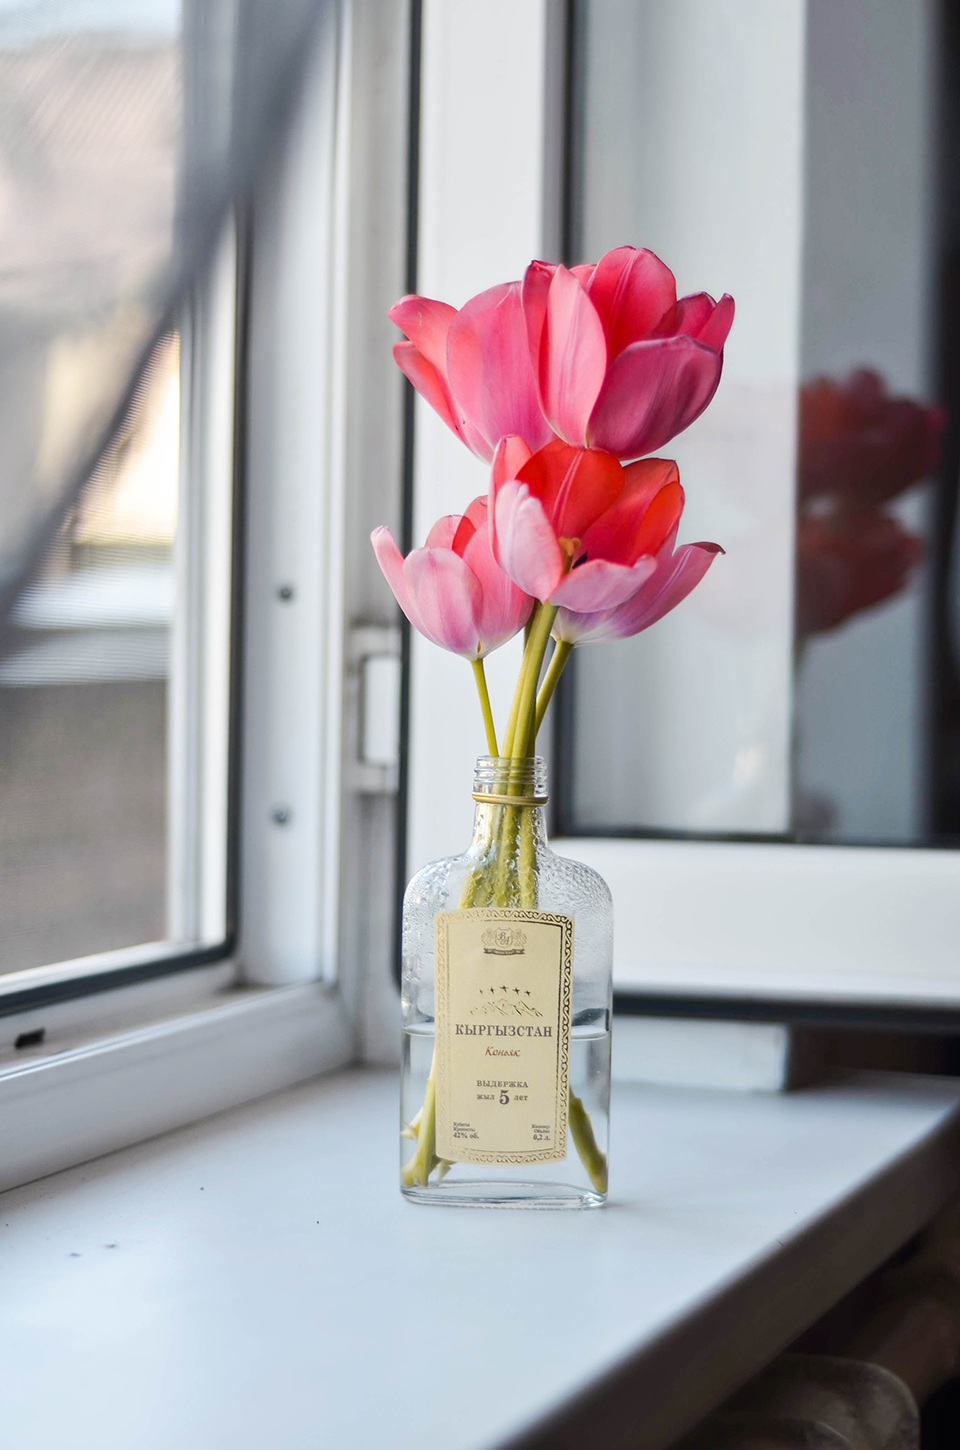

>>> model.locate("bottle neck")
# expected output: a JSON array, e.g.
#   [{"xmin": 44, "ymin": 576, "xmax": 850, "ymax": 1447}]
[
  {"xmin": 469, "ymin": 755, "xmax": 549, "ymax": 850},
  {"xmin": 470, "ymin": 799, "xmax": 548, "ymax": 849}
]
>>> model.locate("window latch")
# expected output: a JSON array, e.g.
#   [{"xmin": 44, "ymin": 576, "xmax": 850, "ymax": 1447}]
[{"xmin": 349, "ymin": 624, "xmax": 401, "ymax": 793}]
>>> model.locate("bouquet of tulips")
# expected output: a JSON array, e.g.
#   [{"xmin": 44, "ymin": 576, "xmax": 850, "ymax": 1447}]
[{"xmin": 374, "ymin": 246, "xmax": 733, "ymax": 1188}]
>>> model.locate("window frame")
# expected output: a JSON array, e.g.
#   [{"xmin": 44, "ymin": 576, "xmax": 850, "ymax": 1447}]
[{"xmin": 402, "ymin": 0, "xmax": 960, "ymax": 1027}]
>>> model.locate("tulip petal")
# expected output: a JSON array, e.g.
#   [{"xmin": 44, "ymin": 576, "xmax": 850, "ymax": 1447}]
[
  {"xmin": 491, "ymin": 435, "xmax": 534, "ymax": 489},
  {"xmin": 556, "ymin": 541, "xmax": 721, "ymax": 643},
  {"xmin": 461, "ymin": 516, "xmax": 533, "ymax": 654},
  {"xmin": 425, "ymin": 513, "xmax": 462, "ymax": 549},
  {"xmin": 493, "ymin": 481, "xmax": 566, "ymax": 602},
  {"xmin": 580, "ymin": 459, "xmax": 680, "ymax": 565},
  {"xmin": 489, "ymin": 437, "xmax": 534, "ymax": 561},
  {"xmin": 372, "ymin": 526, "xmax": 425, "ymax": 635},
  {"xmin": 521, "ymin": 261, "xmax": 554, "ymax": 380},
  {"xmin": 404, "ymin": 546, "xmax": 484, "ymax": 657},
  {"xmin": 516, "ymin": 438, "xmax": 623, "ymax": 540},
  {"xmin": 696, "ymin": 293, "xmax": 735, "ymax": 352},
  {"xmin": 392, "ymin": 342, "xmax": 462, "ymax": 438},
  {"xmin": 652, "ymin": 292, "xmax": 716, "ymax": 341},
  {"xmin": 389, "ymin": 294, "xmax": 457, "ymax": 370},
  {"xmin": 538, "ymin": 266, "xmax": 607, "ymax": 446},
  {"xmin": 449, "ymin": 495, "xmax": 488, "ymax": 557},
  {"xmin": 588, "ymin": 335, "xmax": 723, "ymax": 458},
  {"xmin": 446, "ymin": 282, "xmax": 554, "ymax": 456},
  {"xmin": 586, "ymin": 246, "xmax": 677, "ymax": 357},
  {"xmin": 549, "ymin": 554, "xmax": 657, "ymax": 611}
]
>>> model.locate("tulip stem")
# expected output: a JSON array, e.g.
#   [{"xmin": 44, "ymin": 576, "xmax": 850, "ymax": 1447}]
[
  {"xmin": 471, "ymin": 658, "xmax": 499, "ymax": 757},
  {"xmin": 501, "ymin": 615, "xmax": 539, "ymax": 758},
  {"xmin": 513, "ymin": 603, "xmax": 558, "ymax": 759},
  {"xmin": 534, "ymin": 640, "xmax": 573, "ymax": 738}
]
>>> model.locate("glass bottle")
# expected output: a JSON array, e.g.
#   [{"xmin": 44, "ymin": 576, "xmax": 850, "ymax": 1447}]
[{"xmin": 400, "ymin": 755, "xmax": 612, "ymax": 1208}]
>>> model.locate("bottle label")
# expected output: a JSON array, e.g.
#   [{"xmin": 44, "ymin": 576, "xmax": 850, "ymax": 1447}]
[{"xmin": 434, "ymin": 908, "xmax": 573, "ymax": 1164}]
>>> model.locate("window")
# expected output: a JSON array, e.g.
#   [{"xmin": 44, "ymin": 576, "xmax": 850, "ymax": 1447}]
[
  {"xmin": 0, "ymin": 1, "xmax": 239, "ymax": 1004},
  {"xmin": 0, "ymin": 0, "xmax": 413, "ymax": 1189},
  {"xmin": 563, "ymin": 0, "xmax": 945, "ymax": 851},
  {"xmin": 403, "ymin": 0, "xmax": 960, "ymax": 1020}
]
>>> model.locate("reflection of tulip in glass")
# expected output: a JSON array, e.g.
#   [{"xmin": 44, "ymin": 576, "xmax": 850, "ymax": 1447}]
[
  {"xmin": 796, "ymin": 513, "xmax": 923, "ymax": 636},
  {"xmin": 796, "ymin": 368, "xmax": 942, "ymax": 635},
  {"xmin": 800, "ymin": 368, "xmax": 945, "ymax": 509},
  {"xmin": 390, "ymin": 245, "xmax": 734, "ymax": 463}
]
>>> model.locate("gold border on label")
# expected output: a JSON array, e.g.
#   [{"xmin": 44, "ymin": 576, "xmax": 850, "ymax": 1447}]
[{"xmin": 434, "ymin": 907, "xmax": 574, "ymax": 1165}]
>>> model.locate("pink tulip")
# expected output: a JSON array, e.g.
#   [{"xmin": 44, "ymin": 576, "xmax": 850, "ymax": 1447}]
[
  {"xmin": 522, "ymin": 246, "xmax": 734, "ymax": 459},
  {"xmin": 553, "ymin": 538, "xmax": 722, "ymax": 644},
  {"xmin": 372, "ymin": 497, "xmax": 533, "ymax": 660},
  {"xmin": 490, "ymin": 436, "xmax": 693, "ymax": 612},
  {"xmin": 389, "ymin": 286, "xmax": 554, "ymax": 463}
]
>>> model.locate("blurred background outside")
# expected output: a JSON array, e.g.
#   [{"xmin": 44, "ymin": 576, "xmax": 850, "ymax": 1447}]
[{"xmin": 0, "ymin": 6, "xmax": 181, "ymax": 973}]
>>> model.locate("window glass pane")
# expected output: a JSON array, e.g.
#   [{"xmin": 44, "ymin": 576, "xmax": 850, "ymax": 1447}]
[
  {"xmin": 0, "ymin": 0, "xmax": 239, "ymax": 979},
  {"xmin": 0, "ymin": 0, "xmax": 182, "ymax": 606},
  {"xmin": 563, "ymin": 0, "xmax": 954, "ymax": 848},
  {"xmin": 0, "ymin": 342, "xmax": 178, "ymax": 973}
]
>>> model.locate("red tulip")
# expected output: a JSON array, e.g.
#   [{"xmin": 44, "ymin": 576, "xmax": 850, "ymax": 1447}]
[
  {"xmin": 489, "ymin": 436, "xmax": 695, "ymax": 612},
  {"xmin": 522, "ymin": 246, "xmax": 734, "ymax": 459},
  {"xmin": 389, "ymin": 286, "xmax": 554, "ymax": 463},
  {"xmin": 372, "ymin": 497, "xmax": 533, "ymax": 659}
]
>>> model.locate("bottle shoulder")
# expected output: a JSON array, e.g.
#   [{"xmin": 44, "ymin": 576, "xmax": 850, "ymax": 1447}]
[
  {"xmin": 402, "ymin": 843, "xmax": 613, "ymax": 912},
  {"xmin": 546, "ymin": 848, "xmax": 614, "ymax": 905}
]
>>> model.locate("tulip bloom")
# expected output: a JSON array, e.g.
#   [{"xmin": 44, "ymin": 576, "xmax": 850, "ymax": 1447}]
[
  {"xmin": 523, "ymin": 246, "xmax": 734, "ymax": 459},
  {"xmin": 389, "ymin": 246, "xmax": 733, "ymax": 466},
  {"xmin": 388, "ymin": 286, "xmax": 554, "ymax": 463},
  {"xmin": 490, "ymin": 436, "xmax": 698, "ymax": 613},
  {"xmin": 372, "ymin": 497, "xmax": 532, "ymax": 660}
]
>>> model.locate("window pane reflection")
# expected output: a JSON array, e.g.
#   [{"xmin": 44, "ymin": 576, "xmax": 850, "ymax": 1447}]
[{"xmin": 563, "ymin": 0, "xmax": 956, "ymax": 847}]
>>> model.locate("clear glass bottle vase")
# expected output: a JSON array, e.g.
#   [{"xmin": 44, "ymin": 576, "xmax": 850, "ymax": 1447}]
[{"xmin": 400, "ymin": 755, "xmax": 612, "ymax": 1208}]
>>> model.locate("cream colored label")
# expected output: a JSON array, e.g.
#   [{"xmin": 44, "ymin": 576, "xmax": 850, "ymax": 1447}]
[{"xmin": 434, "ymin": 909, "xmax": 573, "ymax": 1164}]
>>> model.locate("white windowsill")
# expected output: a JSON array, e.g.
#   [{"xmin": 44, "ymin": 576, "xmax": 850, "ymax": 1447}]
[
  {"xmin": 2, "ymin": 1069, "xmax": 960, "ymax": 1450},
  {"xmin": 0, "ymin": 980, "xmax": 353, "ymax": 1192}
]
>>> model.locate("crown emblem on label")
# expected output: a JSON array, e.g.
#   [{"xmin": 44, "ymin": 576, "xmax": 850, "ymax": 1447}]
[{"xmin": 481, "ymin": 926, "xmax": 526, "ymax": 955}]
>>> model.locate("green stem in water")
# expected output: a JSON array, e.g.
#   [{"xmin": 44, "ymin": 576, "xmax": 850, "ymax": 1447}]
[
  {"xmin": 534, "ymin": 639, "xmax": 573, "ymax": 738},
  {"xmin": 569, "ymin": 1089, "xmax": 608, "ymax": 1194},
  {"xmin": 471, "ymin": 657, "xmax": 499, "ymax": 757},
  {"xmin": 401, "ymin": 1064, "xmax": 439, "ymax": 1187},
  {"xmin": 518, "ymin": 803, "xmax": 537, "ymax": 907}
]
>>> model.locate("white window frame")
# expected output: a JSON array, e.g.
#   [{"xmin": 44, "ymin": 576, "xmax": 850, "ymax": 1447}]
[
  {"xmin": 405, "ymin": 0, "xmax": 960, "ymax": 1019},
  {"xmin": 0, "ymin": 0, "xmax": 412, "ymax": 1192}
]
